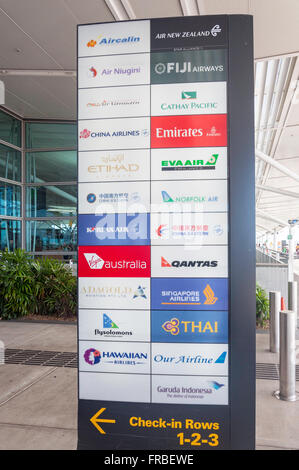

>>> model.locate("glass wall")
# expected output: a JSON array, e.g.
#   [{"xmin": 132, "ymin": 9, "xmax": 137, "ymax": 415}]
[
  {"xmin": 0, "ymin": 107, "xmax": 77, "ymax": 257},
  {"xmin": 25, "ymin": 121, "xmax": 77, "ymax": 258},
  {"xmin": 0, "ymin": 109, "xmax": 22, "ymax": 251}
]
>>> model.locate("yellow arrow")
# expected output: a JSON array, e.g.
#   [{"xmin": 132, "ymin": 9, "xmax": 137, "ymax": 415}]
[{"xmin": 90, "ymin": 408, "xmax": 116, "ymax": 434}]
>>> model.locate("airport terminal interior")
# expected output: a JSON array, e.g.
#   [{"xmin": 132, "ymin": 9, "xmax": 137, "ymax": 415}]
[{"xmin": 0, "ymin": 0, "xmax": 298, "ymax": 451}]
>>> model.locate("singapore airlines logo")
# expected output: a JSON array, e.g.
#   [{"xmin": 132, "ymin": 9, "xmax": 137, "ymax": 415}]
[{"xmin": 203, "ymin": 284, "xmax": 218, "ymax": 305}]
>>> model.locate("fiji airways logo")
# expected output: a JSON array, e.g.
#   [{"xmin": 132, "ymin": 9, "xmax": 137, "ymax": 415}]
[{"xmin": 87, "ymin": 35, "xmax": 141, "ymax": 48}]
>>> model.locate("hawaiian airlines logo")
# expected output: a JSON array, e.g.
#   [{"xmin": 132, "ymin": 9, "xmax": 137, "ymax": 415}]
[
  {"xmin": 161, "ymin": 256, "xmax": 218, "ymax": 268},
  {"xmin": 84, "ymin": 348, "xmax": 101, "ymax": 365},
  {"xmin": 84, "ymin": 253, "xmax": 105, "ymax": 270}
]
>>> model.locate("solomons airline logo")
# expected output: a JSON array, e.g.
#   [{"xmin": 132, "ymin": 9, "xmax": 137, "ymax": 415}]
[
  {"xmin": 161, "ymin": 154, "xmax": 218, "ymax": 172},
  {"xmin": 161, "ymin": 256, "xmax": 218, "ymax": 268}
]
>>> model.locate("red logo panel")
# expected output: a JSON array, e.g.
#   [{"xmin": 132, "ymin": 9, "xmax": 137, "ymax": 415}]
[
  {"xmin": 151, "ymin": 114, "xmax": 227, "ymax": 148},
  {"xmin": 78, "ymin": 246, "xmax": 151, "ymax": 278}
]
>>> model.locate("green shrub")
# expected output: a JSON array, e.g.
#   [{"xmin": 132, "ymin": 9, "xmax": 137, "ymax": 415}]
[
  {"xmin": 0, "ymin": 249, "xmax": 77, "ymax": 319},
  {"xmin": 256, "ymin": 283, "xmax": 269, "ymax": 327}
]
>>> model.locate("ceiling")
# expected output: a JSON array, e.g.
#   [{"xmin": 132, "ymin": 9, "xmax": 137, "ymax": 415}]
[{"xmin": 0, "ymin": 0, "xmax": 298, "ymax": 236}]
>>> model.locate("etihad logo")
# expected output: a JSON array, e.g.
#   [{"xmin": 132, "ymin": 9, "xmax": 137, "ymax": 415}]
[
  {"xmin": 154, "ymin": 61, "xmax": 224, "ymax": 75},
  {"xmin": 162, "ymin": 318, "xmax": 219, "ymax": 335},
  {"xmin": 87, "ymin": 35, "xmax": 140, "ymax": 47},
  {"xmin": 161, "ymin": 256, "xmax": 218, "ymax": 268},
  {"xmin": 161, "ymin": 284, "xmax": 218, "ymax": 306},
  {"xmin": 161, "ymin": 190, "xmax": 218, "ymax": 204},
  {"xmin": 80, "ymin": 128, "xmax": 149, "ymax": 139},
  {"xmin": 161, "ymin": 154, "xmax": 218, "ymax": 171},
  {"xmin": 84, "ymin": 253, "xmax": 147, "ymax": 271},
  {"xmin": 87, "ymin": 153, "xmax": 140, "ymax": 175}
]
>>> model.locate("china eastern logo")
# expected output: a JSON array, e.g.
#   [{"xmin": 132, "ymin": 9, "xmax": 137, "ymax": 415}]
[
  {"xmin": 87, "ymin": 35, "xmax": 140, "ymax": 48},
  {"xmin": 162, "ymin": 318, "xmax": 219, "ymax": 336},
  {"xmin": 161, "ymin": 154, "xmax": 218, "ymax": 172}
]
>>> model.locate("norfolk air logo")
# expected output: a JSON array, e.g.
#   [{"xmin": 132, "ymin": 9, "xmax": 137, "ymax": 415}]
[
  {"xmin": 161, "ymin": 191, "xmax": 218, "ymax": 204},
  {"xmin": 161, "ymin": 154, "xmax": 218, "ymax": 172},
  {"xmin": 162, "ymin": 317, "xmax": 219, "ymax": 335}
]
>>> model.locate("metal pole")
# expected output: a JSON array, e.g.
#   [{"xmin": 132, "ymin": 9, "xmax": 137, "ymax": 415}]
[
  {"xmin": 288, "ymin": 225, "xmax": 294, "ymax": 282},
  {"xmin": 288, "ymin": 281, "xmax": 297, "ymax": 327},
  {"xmin": 269, "ymin": 291, "xmax": 280, "ymax": 353},
  {"xmin": 274, "ymin": 310, "xmax": 297, "ymax": 401}
]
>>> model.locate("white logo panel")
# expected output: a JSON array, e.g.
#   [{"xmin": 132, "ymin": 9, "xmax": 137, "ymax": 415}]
[
  {"xmin": 151, "ymin": 180, "xmax": 228, "ymax": 213},
  {"xmin": 151, "ymin": 212, "xmax": 228, "ymax": 245},
  {"xmin": 79, "ymin": 372, "xmax": 150, "ymax": 403},
  {"xmin": 151, "ymin": 245, "xmax": 228, "ymax": 278},
  {"xmin": 78, "ymin": 149, "xmax": 150, "ymax": 183},
  {"xmin": 152, "ymin": 343, "xmax": 228, "ymax": 376},
  {"xmin": 152, "ymin": 375, "xmax": 228, "ymax": 405},
  {"xmin": 78, "ymin": 20, "xmax": 150, "ymax": 57},
  {"xmin": 79, "ymin": 117, "xmax": 150, "ymax": 151},
  {"xmin": 151, "ymin": 81, "xmax": 227, "ymax": 116},
  {"xmin": 78, "ymin": 277, "xmax": 150, "ymax": 310},
  {"xmin": 79, "ymin": 341, "xmax": 150, "ymax": 374},
  {"xmin": 78, "ymin": 85, "xmax": 150, "ymax": 120},
  {"xmin": 78, "ymin": 54, "xmax": 150, "ymax": 89},
  {"xmin": 151, "ymin": 147, "xmax": 227, "ymax": 181},
  {"xmin": 79, "ymin": 181, "xmax": 150, "ymax": 214},
  {"xmin": 78, "ymin": 309, "xmax": 150, "ymax": 342}
]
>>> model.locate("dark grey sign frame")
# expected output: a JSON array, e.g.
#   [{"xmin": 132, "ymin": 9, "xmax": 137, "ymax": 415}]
[{"xmin": 77, "ymin": 14, "xmax": 255, "ymax": 451}]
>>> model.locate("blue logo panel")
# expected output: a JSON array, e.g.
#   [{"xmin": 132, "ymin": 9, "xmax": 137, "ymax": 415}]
[
  {"xmin": 78, "ymin": 213, "xmax": 150, "ymax": 245},
  {"xmin": 151, "ymin": 310, "xmax": 228, "ymax": 343},
  {"xmin": 151, "ymin": 278, "xmax": 228, "ymax": 310}
]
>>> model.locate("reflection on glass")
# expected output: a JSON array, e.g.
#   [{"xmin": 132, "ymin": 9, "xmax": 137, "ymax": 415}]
[
  {"xmin": 26, "ymin": 219, "xmax": 77, "ymax": 255},
  {"xmin": 26, "ymin": 150, "xmax": 77, "ymax": 183},
  {"xmin": 0, "ymin": 110, "xmax": 21, "ymax": 147},
  {"xmin": 26, "ymin": 122, "xmax": 77, "ymax": 149},
  {"xmin": 0, "ymin": 143, "xmax": 21, "ymax": 182},
  {"xmin": 26, "ymin": 185, "xmax": 77, "ymax": 218},
  {"xmin": 0, "ymin": 182, "xmax": 21, "ymax": 217},
  {"xmin": 0, "ymin": 219, "xmax": 21, "ymax": 251}
]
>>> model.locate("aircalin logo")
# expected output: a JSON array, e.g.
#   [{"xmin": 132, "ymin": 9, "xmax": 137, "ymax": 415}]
[{"xmin": 87, "ymin": 35, "xmax": 141, "ymax": 48}]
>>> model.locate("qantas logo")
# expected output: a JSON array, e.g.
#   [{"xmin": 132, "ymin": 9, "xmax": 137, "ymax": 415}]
[{"xmin": 161, "ymin": 257, "xmax": 218, "ymax": 268}]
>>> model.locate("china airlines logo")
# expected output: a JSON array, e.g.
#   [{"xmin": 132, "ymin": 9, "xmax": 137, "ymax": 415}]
[
  {"xmin": 80, "ymin": 129, "xmax": 91, "ymax": 139},
  {"xmin": 84, "ymin": 253, "xmax": 104, "ymax": 269}
]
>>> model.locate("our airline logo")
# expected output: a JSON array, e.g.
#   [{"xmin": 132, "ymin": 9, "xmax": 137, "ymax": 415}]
[
  {"xmin": 152, "ymin": 310, "xmax": 228, "ymax": 343},
  {"xmin": 151, "ymin": 278, "xmax": 228, "ymax": 310},
  {"xmin": 79, "ymin": 246, "xmax": 151, "ymax": 277},
  {"xmin": 151, "ymin": 114, "xmax": 227, "ymax": 148}
]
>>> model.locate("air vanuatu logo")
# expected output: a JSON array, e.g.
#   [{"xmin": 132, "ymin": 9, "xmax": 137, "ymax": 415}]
[{"xmin": 161, "ymin": 154, "xmax": 218, "ymax": 172}]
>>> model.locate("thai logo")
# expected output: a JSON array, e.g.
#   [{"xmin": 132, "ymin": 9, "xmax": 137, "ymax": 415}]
[
  {"xmin": 162, "ymin": 318, "xmax": 180, "ymax": 335},
  {"xmin": 103, "ymin": 313, "xmax": 118, "ymax": 329},
  {"xmin": 80, "ymin": 129, "xmax": 91, "ymax": 139},
  {"xmin": 133, "ymin": 286, "xmax": 147, "ymax": 299},
  {"xmin": 83, "ymin": 253, "xmax": 105, "ymax": 270},
  {"xmin": 203, "ymin": 285, "xmax": 218, "ymax": 305},
  {"xmin": 84, "ymin": 348, "xmax": 101, "ymax": 365},
  {"xmin": 211, "ymin": 25, "xmax": 222, "ymax": 37},
  {"xmin": 181, "ymin": 91, "xmax": 196, "ymax": 100}
]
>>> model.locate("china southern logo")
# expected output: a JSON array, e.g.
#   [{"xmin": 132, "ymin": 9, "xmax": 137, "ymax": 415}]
[
  {"xmin": 162, "ymin": 317, "xmax": 219, "ymax": 335},
  {"xmin": 87, "ymin": 35, "xmax": 140, "ymax": 48}
]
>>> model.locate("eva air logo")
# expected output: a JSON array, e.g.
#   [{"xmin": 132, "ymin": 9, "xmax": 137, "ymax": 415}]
[
  {"xmin": 103, "ymin": 313, "xmax": 118, "ymax": 329},
  {"xmin": 181, "ymin": 91, "xmax": 196, "ymax": 100}
]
